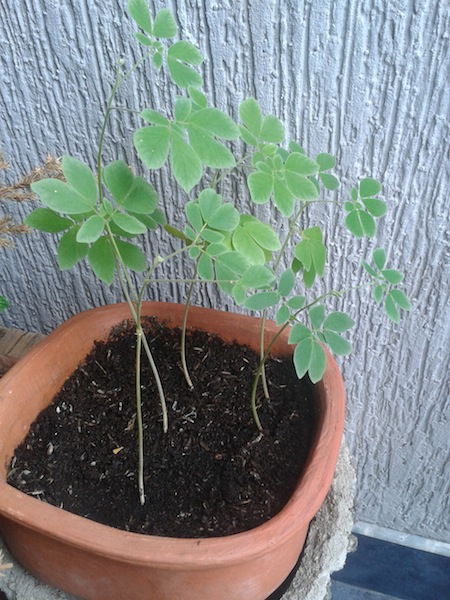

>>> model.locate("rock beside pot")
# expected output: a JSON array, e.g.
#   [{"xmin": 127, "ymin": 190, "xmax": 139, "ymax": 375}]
[{"xmin": 0, "ymin": 442, "xmax": 355, "ymax": 600}]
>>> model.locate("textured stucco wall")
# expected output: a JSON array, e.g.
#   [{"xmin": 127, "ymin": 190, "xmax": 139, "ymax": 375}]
[{"xmin": 1, "ymin": 1, "xmax": 449, "ymax": 543}]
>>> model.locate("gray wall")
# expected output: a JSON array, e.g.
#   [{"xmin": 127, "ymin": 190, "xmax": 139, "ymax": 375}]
[{"xmin": 1, "ymin": 1, "xmax": 449, "ymax": 543}]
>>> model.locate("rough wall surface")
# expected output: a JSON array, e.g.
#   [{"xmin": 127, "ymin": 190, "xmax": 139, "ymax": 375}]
[{"xmin": 1, "ymin": 1, "xmax": 449, "ymax": 543}]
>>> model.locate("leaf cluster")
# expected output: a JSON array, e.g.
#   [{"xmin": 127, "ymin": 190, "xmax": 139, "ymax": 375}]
[{"xmin": 27, "ymin": 157, "xmax": 164, "ymax": 284}]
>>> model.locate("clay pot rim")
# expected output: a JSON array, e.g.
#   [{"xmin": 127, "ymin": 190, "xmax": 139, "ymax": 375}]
[{"xmin": 0, "ymin": 302, "xmax": 345, "ymax": 569}]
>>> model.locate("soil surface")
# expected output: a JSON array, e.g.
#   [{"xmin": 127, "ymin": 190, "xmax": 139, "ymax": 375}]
[{"xmin": 8, "ymin": 318, "xmax": 318, "ymax": 538}]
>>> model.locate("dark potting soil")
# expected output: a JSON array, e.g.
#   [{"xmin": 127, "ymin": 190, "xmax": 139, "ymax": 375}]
[{"xmin": 7, "ymin": 318, "xmax": 318, "ymax": 538}]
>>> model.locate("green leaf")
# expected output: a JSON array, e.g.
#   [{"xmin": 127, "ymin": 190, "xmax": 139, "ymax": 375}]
[
  {"xmin": 385, "ymin": 293, "xmax": 400, "ymax": 323},
  {"xmin": 287, "ymin": 295, "xmax": 305, "ymax": 310},
  {"xmin": 382, "ymin": 269, "xmax": 404, "ymax": 284},
  {"xmin": 360, "ymin": 177, "xmax": 381, "ymax": 198},
  {"xmin": 188, "ymin": 86, "xmax": 208, "ymax": 109},
  {"xmin": 373, "ymin": 248, "xmax": 386, "ymax": 270},
  {"xmin": 128, "ymin": 0, "xmax": 152, "ymax": 33},
  {"xmin": 168, "ymin": 40, "xmax": 203, "ymax": 65},
  {"xmin": 240, "ymin": 265, "xmax": 275, "ymax": 288},
  {"xmin": 273, "ymin": 179, "xmax": 294, "ymax": 217},
  {"xmin": 208, "ymin": 204, "xmax": 240, "ymax": 232},
  {"xmin": 168, "ymin": 44, "xmax": 203, "ymax": 88},
  {"xmin": 174, "ymin": 96, "xmax": 192, "ymax": 122},
  {"xmin": 320, "ymin": 173, "xmax": 339, "ymax": 190},
  {"xmin": 185, "ymin": 202, "xmax": 203, "ymax": 231},
  {"xmin": 205, "ymin": 242, "xmax": 227, "ymax": 257},
  {"xmin": 216, "ymin": 251, "xmax": 249, "ymax": 294},
  {"xmin": 167, "ymin": 58, "xmax": 203, "ymax": 89},
  {"xmin": 123, "ymin": 177, "xmax": 158, "ymax": 214},
  {"xmin": 239, "ymin": 97, "xmax": 262, "ymax": 136},
  {"xmin": 260, "ymin": 115, "xmax": 284, "ymax": 143},
  {"xmin": 316, "ymin": 153, "xmax": 336, "ymax": 171},
  {"xmin": 87, "ymin": 237, "xmax": 115, "ymax": 284},
  {"xmin": 62, "ymin": 156, "xmax": 97, "ymax": 205},
  {"xmin": 288, "ymin": 323, "xmax": 311, "ymax": 344},
  {"xmin": 308, "ymin": 341, "xmax": 327, "ymax": 383},
  {"xmin": 153, "ymin": 8, "xmax": 177, "ymax": 38},
  {"xmin": 285, "ymin": 153, "xmax": 319, "ymax": 176},
  {"xmin": 294, "ymin": 240, "xmax": 312, "ymax": 271},
  {"xmin": 323, "ymin": 312, "xmax": 355, "ymax": 333},
  {"xmin": 134, "ymin": 32, "xmax": 152, "ymax": 47},
  {"xmin": 373, "ymin": 284, "xmax": 384, "ymax": 303},
  {"xmin": 309, "ymin": 305, "xmax": 325, "ymax": 330},
  {"xmin": 112, "ymin": 213, "xmax": 147, "ymax": 234},
  {"xmin": 239, "ymin": 125, "xmax": 259, "ymax": 146},
  {"xmin": 323, "ymin": 330, "xmax": 352, "ymax": 356},
  {"xmin": 189, "ymin": 108, "xmax": 240, "ymax": 140},
  {"xmin": 0, "ymin": 295, "xmax": 9, "ymax": 312},
  {"xmin": 275, "ymin": 305, "xmax": 290, "ymax": 325},
  {"xmin": 103, "ymin": 161, "xmax": 134, "ymax": 203},
  {"xmin": 198, "ymin": 253, "xmax": 214, "ymax": 280},
  {"xmin": 31, "ymin": 179, "xmax": 95, "ymax": 215},
  {"xmin": 242, "ymin": 218, "xmax": 281, "ymax": 251},
  {"xmin": 152, "ymin": 51, "xmax": 163, "ymax": 69},
  {"xmin": 362, "ymin": 260, "xmax": 378, "ymax": 278},
  {"xmin": 362, "ymin": 198, "xmax": 387, "ymax": 217},
  {"xmin": 303, "ymin": 265, "xmax": 316, "ymax": 289},
  {"xmin": 188, "ymin": 245, "xmax": 201, "ymax": 259},
  {"xmin": 170, "ymin": 131, "xmax": 203, "ymax": 191},
  {"xmin": 293, "ymin": 337, "xmax": 313, "ymax": 379},
  {"xmin": 140, "ymin": 109, "xmax": 169, "ymax": 125},
  {"xmin": 359, "ymin": 211, "xmax": 376, "ymax": 237},
  {"xmin": 345, "ymin": 209, "xmax": 365, "ymax": 237},
  {"xmin": 134, "ymin": 125, "xmax": 170, "ymax": 169},
  {"xmin": 278, "ymin": 268, "xmax": 295, "ymax": 297},
  {"xmin": 244, "ymin": 291, "xmax": 280, "ymax": 310},
  {"xmin": 247, "ymin": 171, "xmax": 273, "ymax": 204},
  {"xmin": 201, "ymin": 229, "xmax": 224, "ymax": 243},
  {"xmin": 198, "ymin": 189, "xmax": 221, "ymax": 222},
  {"xmin": 76, "ymin": 215, "xmax": 105, "ymax": 243},
  {"xmin": 232, "ymin": 226, "xmax": 266, "ymax": 264},
  {"xmin": 310, "ymin": 238, "xmax": 326, "ymax": 277},
  {"xmin": 231, "ymin": 283, "xmax": 247, "ymax": 305},
  {"xmin": 25, "ymin": 208, "xmax": 73, "ymax": 233},
  {"xmin": 115, "ymin": 239, "xmax": 146, "ymax": 272},
  {"xmin": 390, "ymin": 289, "xmax": 412, "ymax": 310},
  {"xmin": 188, "ymin": 128, "xmax": 235, "ymax": 169},
  {"xmin": 57, "ymin": 227, "xmax": 88, "ymax": 270},
  {"xmin": 284, "ymin": 170, "xmax": 319, "ymax": 200}
]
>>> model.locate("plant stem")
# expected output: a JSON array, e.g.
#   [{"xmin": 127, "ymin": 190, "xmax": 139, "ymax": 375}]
[
  {"xmin": 180, "ymin": 261, "xmax": 198, "ymax": 389},
  {"xmin": 135, "ymin": 322, "xmax": 145, "ymax": 505},
  {"xmin": 260, "ymin": 310, "xmax": 270, "ymax": 399}
]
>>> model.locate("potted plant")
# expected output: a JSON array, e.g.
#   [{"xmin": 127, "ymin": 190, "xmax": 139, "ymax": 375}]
[{"xmin": 0, "ymin": 2, "xmax": 410, "ymax": 599}]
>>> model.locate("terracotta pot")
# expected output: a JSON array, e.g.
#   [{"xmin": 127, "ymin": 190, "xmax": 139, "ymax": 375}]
[{"xmin": 0, "ymin": 303, "xmax": 345, "ymax": 600}]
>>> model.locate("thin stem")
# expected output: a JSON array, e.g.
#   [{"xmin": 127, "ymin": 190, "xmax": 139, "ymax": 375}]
[
  {"xmin": 113, "ymin": 249, "xmax": 168, "ymax": 435},
  {"xmin": 260, "ymin": 310, "xmax": 270, "ymax": 399},
  {"xmin": 181, "ymin": 261, "xmax": 198, "ymax": 389},
  {"xmin": 135, "ymin": 324, "xmax": 145, "ymax": 505}
]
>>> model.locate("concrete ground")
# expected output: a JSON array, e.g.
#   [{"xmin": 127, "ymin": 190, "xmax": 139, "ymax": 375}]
[{"xmin": 0, "ymin": 443, "xmax": 355, "ymax": 600}]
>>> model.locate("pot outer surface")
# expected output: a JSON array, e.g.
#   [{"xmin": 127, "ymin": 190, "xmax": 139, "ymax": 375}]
[{"xmin": 0, "ymin": 302, "xmax": 345, "ymax": 600}]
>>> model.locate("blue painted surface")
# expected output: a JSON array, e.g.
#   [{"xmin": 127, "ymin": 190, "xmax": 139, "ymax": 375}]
[
  {"xmin": 331, "ymin": 580, "xmax": 402, "ymax": 599},
  {"xmin": 332, "ymin": 535, "xmax": 450, "ymax": 600}
]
